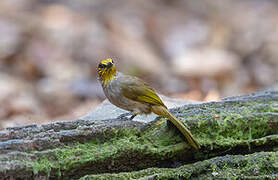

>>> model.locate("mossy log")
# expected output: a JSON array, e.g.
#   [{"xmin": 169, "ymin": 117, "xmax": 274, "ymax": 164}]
[{"xmin": 0, "ymin": 91, "xmax": 277, "ymax": 179}]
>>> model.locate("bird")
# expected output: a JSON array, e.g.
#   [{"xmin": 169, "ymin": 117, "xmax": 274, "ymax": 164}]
[{"xmin": 97, "ymin": 58, "xmax": 200, "ymax": 150}]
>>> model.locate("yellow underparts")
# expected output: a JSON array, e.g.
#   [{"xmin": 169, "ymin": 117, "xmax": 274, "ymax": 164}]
[
  {"xmin": 101, "ymin": 69, "xmax": 116, "ymax": 85},
  {"xmin": 104, "ymin": 75, "xmax": 115, "ymax": 85}
]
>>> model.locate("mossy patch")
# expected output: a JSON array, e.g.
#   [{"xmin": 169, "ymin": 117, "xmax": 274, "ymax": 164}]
[
  {"xmin": 28, "ymin": 97, "xmax": 278, "ymax": 179},
  {"xmin": 176, "ymin": 101, "xmax": 278, "ymax": 147},
  {"xmin": 31, "ymin": 126, "xmax": 192, "ymax": 179},
  {"xmin": 81, "ymin": 151, "xmax": 278, "ymax": 179}
]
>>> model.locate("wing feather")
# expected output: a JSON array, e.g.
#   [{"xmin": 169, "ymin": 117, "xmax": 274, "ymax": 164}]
[{"xmin": 120, "ymin": 77, "xmax": 166, "ymax": 107}]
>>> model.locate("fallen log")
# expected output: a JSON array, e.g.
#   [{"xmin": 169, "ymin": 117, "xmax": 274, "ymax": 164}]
[{"xmin": 0, "ymin": 90, "xmax": 277, "ymax": 179}]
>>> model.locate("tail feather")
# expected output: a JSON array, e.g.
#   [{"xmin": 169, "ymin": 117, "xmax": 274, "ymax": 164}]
[
  {"xmin": 167, "ymin": 111, "xmax": 200, "ymax": 150},
  {"xmin": 152, "ymin": 106, "xmax": 200, "ymax": 150}
]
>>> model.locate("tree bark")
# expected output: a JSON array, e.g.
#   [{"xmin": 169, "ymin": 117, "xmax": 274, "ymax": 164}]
[{"xmin": 0, "ymin": 90, "xmax": 277, "ymax": 179}]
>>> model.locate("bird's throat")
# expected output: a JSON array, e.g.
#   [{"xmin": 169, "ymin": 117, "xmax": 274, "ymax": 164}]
[{"xmin": 101, "ymin": 69, "xmax": 116, "ymax": 85}]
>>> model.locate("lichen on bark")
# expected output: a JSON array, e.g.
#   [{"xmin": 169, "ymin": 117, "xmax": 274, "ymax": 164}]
[{"xmin": 0, "ymin": 91, "xmax": 277, "ymax": 179}]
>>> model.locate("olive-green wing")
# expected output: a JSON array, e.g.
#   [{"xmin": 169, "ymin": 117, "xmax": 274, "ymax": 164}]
[{"xmin": 120, "ymin": 77, "xmax": 166, "ymax": 107}]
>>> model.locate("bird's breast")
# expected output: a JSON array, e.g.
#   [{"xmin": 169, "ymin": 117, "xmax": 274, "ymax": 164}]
[{"xmin": 102, "ymin": 77, "xmax": 151, "ymax": 114}]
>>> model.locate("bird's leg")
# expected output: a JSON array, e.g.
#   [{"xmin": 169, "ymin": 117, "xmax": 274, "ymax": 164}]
[{"xmin": 129, "ymin": 112, "xmax": 139, "ymax": 120}]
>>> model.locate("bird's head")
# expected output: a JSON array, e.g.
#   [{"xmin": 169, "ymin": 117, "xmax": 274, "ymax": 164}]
[{"xmin": 97, "ymin": 58, "xmax": 117, "ymax": 85}]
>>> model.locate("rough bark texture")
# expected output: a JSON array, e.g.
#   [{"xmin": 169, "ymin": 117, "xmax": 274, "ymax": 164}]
[{"xmin": 0, "ymin": 90, "xmax": 277, "ymax": 179}]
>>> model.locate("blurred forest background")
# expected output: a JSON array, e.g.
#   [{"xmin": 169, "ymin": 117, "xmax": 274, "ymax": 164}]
[{"xmin": 0, "ymin": 0, "xmax": 277, "ymax": 129}]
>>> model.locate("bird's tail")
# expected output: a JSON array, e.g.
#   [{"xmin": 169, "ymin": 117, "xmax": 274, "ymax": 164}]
[{"xmin": 152, "ymin": 105, "xmax": 200, "ymax": 150}]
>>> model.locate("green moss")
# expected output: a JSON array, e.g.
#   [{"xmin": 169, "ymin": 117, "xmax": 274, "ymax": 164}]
[
  {"xmin": 81, "ymin": 151, "xmax": 278, "ymax": 179},
  {"xmin": 33, "ymin": 157, "xmax": 58, "ymax": 177},
  {"xmin": 29, "ymin": 99, "xmax": 278, "ymax": 178},
  {"xmin": 30, "ymin": 126, "xmax": 191, "ymax": 178},
  {"xmin": 178, "ymin": 101, "xmax": 278, "ymax": 148}
]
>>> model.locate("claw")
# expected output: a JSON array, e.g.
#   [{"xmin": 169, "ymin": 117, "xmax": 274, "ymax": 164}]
[{"xmin": 117, "ymin": 112, "xmax": 139, "ymax": 120}]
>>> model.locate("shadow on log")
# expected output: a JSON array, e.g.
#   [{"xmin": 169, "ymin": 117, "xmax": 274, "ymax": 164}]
[{"xmin": 0, "ymin": 90, "xmax": 277, "ymax": 179}]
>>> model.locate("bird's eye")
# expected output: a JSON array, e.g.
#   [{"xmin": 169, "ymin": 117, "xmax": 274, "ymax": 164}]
[{"xmin": 98, "ymin": 64, "xmax": 106, "ymax": 69}]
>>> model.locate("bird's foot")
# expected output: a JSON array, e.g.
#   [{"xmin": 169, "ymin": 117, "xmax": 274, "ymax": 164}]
[
  {"xmin": 117, "ymin": 112, "xmax": 138, "ymax": 120},
  {"xmin": 117, "ymin": 112, "xmax": 134, "ymax": 120}
]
